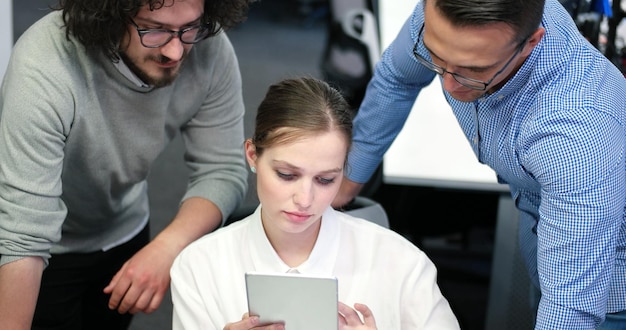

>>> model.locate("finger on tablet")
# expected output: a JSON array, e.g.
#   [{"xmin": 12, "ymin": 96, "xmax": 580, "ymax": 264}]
[
  {"xmin": 338, "ymin": 301, "xmax": 363, "ymax": 325},
  {"xmin": 354, "ymin": 303, "xmax": 377, "ymax": 327}
]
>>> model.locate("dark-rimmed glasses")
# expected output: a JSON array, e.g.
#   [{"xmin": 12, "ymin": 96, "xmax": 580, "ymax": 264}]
[
  {"xmin": 412, "ymin": 24, "xmax": 527, "ymax": 91},
  {"xmin": 129, "ymin": 18, "xmax": 210, "ymax": 48}
]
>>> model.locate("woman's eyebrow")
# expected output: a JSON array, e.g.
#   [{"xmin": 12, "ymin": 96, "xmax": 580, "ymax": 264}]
[{"xmin": 272, "ymin": 160, "xmax": 343, "ymax": 174}]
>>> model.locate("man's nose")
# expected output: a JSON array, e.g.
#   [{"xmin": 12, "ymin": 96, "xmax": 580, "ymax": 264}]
[{"xmin": 159, "ymin": 36, "xmax": 185, "ymax": 61}]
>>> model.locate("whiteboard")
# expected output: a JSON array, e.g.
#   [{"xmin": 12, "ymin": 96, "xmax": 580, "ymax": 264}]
[
  {"xmin": 0, "ymin": 1, "xmax": 12, "ymax": 81},
  {"xmin": 379, "ymin": 0, "xmax": 506, "ymax": 191}
]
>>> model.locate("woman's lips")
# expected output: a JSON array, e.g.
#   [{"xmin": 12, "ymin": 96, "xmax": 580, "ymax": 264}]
[{"xmin": 284, "ymin": 211, "xmax": 311, "ymax": 223}]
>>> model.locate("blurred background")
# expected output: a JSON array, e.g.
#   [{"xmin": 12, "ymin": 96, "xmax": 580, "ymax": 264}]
[{"xmin": 9, "ymin": 0, "xmax": 626, "ymax": 329}]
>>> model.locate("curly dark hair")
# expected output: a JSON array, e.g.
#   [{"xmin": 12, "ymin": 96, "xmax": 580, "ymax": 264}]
[{"xmin": 56, "ymin": 0, "xmax": 256, "ymax": 60}]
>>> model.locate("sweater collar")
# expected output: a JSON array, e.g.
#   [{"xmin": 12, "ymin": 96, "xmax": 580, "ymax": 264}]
[{"xmin": 112, "ymin": 57, "xmax": 150, "ymax": 88}]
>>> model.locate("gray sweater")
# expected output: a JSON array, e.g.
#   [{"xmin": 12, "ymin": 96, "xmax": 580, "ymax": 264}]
[{"xmin": 0, "ymin": 11, "xmax": 248, "ymax": 266}]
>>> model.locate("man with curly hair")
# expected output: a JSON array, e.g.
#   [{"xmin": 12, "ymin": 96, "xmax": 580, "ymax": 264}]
[{"xmin": 0, "ymin": 0, "xmax": 254, "ymax": 328}]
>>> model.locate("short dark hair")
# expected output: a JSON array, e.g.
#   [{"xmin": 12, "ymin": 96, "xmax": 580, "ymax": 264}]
[
  {"xmin": 427, "ymin": 0, "xmax": 545, "ymax": 43},
  {"xmin": 56, "ymin": 0, "xmax": 255, "ymax": 61}
]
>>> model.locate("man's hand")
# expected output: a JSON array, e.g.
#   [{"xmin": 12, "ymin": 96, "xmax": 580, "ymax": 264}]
[
  {"xmin": 104, "ymin": 197, "xmax": 223, "ymax": 314},
  {"xmin": 103, "ymin": 238, "xmax": 176, "ymax": 314},
  {"xmin": 332, "ymin": 177, "xmax": 364, "ymax": 209}
]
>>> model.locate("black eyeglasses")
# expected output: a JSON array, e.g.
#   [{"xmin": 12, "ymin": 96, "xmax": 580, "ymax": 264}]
[
  {"xmin": 129, "ymin": 18, "xmax": 211, "ymax": 48},
  {"xmin": 412, "ymin": 24, "xmax": 527, "ymax": 91}
]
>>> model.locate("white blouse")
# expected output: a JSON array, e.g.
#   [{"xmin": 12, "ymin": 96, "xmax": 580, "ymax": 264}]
[{"xmin": 171, "ymin": 206, "xmax": 460, "ymax": 329}]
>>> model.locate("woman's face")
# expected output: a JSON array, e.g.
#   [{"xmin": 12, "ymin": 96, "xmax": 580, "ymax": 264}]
[{"xmin": 246, "ymin": 130, "xmax": 347, "ymax": 236}]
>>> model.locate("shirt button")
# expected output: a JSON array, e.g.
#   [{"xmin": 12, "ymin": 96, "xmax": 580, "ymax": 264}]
[{"xmin": 473, "ymin": 137, "xmax": 478, "ymax": 144}]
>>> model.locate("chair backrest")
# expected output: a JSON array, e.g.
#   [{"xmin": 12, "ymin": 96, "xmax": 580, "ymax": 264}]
[
  {"xmin": 485, "ymin": 194, "xmax": 536, "ymax": 329},
  {"xmin": 320, "ymin": 0, "xmax": 379, "ymax": 109},
  {"xmin": 342, "ymin": 196, "xmax": 389, "ymax": 228}
]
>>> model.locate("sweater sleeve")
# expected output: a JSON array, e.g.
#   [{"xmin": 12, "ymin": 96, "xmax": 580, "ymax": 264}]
[
  {"xmin": 0, "ymin": 13, "xmax": 75, "ymax": 267},
  {"xmin": 179, "ymin": 32, "xmax": 248, "ymax": 222}
]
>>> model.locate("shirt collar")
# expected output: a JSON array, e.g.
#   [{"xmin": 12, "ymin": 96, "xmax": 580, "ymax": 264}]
[{"xmin": 248, "ymin": 206, "xmax": 339, "ymax": 276}]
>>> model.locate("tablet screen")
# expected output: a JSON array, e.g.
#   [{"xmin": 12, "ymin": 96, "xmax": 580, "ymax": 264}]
[{"xmin": 245, "ymin": 271, "xmax": 338, "ymax": 330}]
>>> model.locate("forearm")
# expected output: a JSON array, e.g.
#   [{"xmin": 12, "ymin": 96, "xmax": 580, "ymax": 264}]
[
  {"xmin": 0, "ymin": 256, "xmax": 44, "ymax": 330},
  {"xmin": 152, "ymin": 197, "xmax": 223, "ymax": 255},
  {"xmin": 332, "ymin": 177, "xmax": 364, "ymax": 208}
]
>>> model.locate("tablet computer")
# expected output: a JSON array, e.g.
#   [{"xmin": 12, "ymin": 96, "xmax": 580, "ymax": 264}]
[{"xmin": 245, "ymin": 271, "xmax": 338, "ymax": 330}]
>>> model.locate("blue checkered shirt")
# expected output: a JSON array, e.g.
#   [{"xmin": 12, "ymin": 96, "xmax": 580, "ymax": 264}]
[{"xmin": 347, "ymin": 0, "xmax": 626, "ymax": 328}]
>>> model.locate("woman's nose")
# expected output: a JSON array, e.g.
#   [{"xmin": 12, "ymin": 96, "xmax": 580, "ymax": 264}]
[{"xmin": 293, "ymin": 182, "xmax": 313, "ymax": 208}]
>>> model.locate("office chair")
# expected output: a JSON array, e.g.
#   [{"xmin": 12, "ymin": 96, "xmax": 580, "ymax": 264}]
[
  {"xmin": 319, "ymin": 0, "xmax": 384, "ymax": 199},
  {"xmin": 341, "ymin": 195, "xmax": 389, "ymax": 228},
  {"xmin": 320, "ymin": 0, "xmax": 379, "ymax": 109},
  {"xmin": 485, "ymin": 194, "xmax": 536, "ymax": 329}
]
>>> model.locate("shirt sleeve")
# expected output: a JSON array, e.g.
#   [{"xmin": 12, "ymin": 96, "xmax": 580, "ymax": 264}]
[
  {"xmin": 400, "ymin": 245, "xmax": 461, "ymax": 329},
  {"xmin": 171, "ymin": 249, "xmax": 218, "ymax": 330},
  {"xmin": 171, "ymin": 224, "xmax": 253, "ymax": 330},
  {"xmin": 346, "ymin": 2, "xmax": 436, "ymax": 183},
  {"xmin": 526, "ymin": 108, "xmax": 624, "ymax": 329}
]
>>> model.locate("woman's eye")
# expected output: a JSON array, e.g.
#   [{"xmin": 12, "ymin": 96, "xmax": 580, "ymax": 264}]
[
  {"xmin": 317, "ymin": 177, "xmax": 335, "ymax": 185},
  {"xmin": 277, "ymin": 171, "xmax": 295, "ymax": 181}
]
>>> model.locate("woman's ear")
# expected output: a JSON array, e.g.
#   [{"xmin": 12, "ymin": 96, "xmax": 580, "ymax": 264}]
[{"xmin": 244, "ymin": 139, "xmax": 257, "ymax": 170}]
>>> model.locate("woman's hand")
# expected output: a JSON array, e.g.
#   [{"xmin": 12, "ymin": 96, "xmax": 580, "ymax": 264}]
[
  {"xmin": 338, "ymin": 302, "xmax": 377, "ymax": 330},
  {"xmin": 223, "ymin": 313, "xmax": 285, "ymax": 330}
]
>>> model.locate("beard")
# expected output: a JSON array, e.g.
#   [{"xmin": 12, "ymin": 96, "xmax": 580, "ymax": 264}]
[{"xmin": 118, "ymin": 51, "xmax": 187, "ymax": 88}]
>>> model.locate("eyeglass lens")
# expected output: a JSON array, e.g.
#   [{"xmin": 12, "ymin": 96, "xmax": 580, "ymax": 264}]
[
  {"xmin": 413, "ymin": 24, "xmax": 525, "ymax": 91},
  {"xmin": 413, "ymin": 25, "xmax": 490, "ymax": 90},
  {"xmin": 141, "ymin": 26, "xmax": 207, "ymax": 47}
]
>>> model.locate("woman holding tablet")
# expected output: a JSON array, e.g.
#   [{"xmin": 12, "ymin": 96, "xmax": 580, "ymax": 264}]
[{"xmin": 170, "ymin": 77, "xmax": 460, "ymax": 329}]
